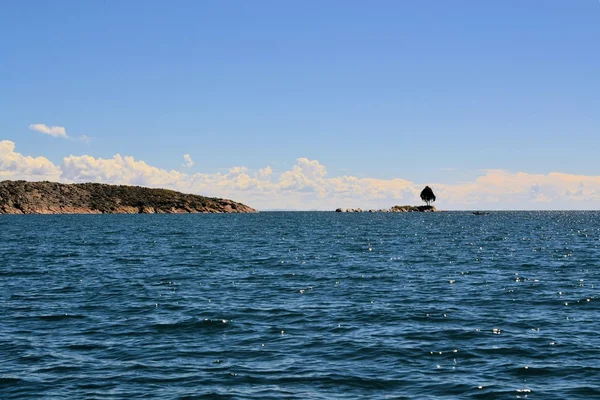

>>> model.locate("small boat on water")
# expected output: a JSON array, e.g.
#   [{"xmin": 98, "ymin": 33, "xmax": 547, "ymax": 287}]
[{"xmin": 472, "ymin": 211, "xmax": 489, "ymax": 216}]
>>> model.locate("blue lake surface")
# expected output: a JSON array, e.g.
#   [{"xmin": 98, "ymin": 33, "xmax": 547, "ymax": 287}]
[{"xmin": 1, "ymin": 211, "xmax": 599, "ymax": 399}]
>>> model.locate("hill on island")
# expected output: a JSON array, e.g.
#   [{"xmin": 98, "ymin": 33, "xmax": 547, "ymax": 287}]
[{"xmin": 0, "ymin": 180, "xmax": 257, "ymax": 214}]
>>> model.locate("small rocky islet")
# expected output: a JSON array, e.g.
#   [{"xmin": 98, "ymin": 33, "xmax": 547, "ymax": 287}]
[
  {"xmin": 0, "ymin": 180, "xmax": 257, "ymax": 214},
  {"xmin": 335, "ymin": 205, "xmax": 438, "ymax": 213},
  {"xmin": 334, "ymin": 185, "xmax": 439, "ymax": 212}
]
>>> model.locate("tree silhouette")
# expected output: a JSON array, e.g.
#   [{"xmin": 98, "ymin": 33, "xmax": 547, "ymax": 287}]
[{"xmin": 420, "ymin": 186, "xmax": 436, "ymax": 206}]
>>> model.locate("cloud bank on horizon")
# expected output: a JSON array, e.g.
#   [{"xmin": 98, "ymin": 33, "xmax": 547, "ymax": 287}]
[{"xmin": 1, "ymin": 139, "xmax": 599, "ymax": 210}]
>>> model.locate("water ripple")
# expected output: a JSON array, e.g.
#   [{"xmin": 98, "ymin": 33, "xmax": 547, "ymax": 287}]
[{"xmin": 1, "ymin": 211, "xmax": 599, "ymax": 398}]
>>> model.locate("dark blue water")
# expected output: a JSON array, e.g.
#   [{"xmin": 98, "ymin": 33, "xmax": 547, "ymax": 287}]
[{"xmin": 1, "ymin": 212, "xmax": 599, "ymax": 399}]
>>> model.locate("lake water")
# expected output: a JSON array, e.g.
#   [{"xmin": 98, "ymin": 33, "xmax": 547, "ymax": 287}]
[{"xmin": 1, "ymin": 212, "xmax": 599, "ymax": 399}]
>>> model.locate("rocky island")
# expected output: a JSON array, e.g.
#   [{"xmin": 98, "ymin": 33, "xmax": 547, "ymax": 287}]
[
  {"xmin": 0, "ymin": 180, "xmax": 257, "ymax": 214},
  {"xmin": 335, "ymin": 186, "xmax": 438, "ymax": 212},
  {"xmin": 335, "ymin": 205, "xmax": 437, "ymax": 213}
]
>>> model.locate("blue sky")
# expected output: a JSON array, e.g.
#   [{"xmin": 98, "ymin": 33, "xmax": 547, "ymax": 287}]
[{"xmin": 1, "ymin": 1, "xmax": 599, "ymax": 210}]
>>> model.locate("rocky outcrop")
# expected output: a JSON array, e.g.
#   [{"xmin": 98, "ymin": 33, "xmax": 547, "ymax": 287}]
[
  {"xmin": 0, "ymin": 180, "xmax": 257, "ymax": 214},
  {"xmin": 389, "ymin": 205, "xmax": 437, "ymax": 212},
  {"xmin": 335, "ymin": 205, "xmax": 437, "ymax": 213}
]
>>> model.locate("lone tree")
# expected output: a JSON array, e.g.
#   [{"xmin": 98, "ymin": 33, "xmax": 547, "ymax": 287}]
[{"xmin": 420, "ymin": 186, "xmax": 436, "ymax": 206}]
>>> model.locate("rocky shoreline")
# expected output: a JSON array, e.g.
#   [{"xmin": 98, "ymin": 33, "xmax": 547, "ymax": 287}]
[
  {"xmin": 0, "ymin": 180, "xmax": 257, "ymax": 214},
  {"xmin": 336, "ymin": 205, "xmax": 437, "ymax": 213}
]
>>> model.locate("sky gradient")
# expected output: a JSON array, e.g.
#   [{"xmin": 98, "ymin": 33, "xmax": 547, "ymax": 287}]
[{"xmin": 1, "ymin": 1, "xmax": 599, "ymax": 210}]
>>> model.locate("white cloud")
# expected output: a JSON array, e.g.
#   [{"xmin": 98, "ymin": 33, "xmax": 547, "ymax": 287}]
[
  {"xmin": 434, "ymin": 169, "xmax": 600, "ymax": 209},
  {"xmin": 182, "ymin": 154, "xmax": 195, "ymax": 168},
  {"xmin": 256, "ymin": 166, "xmax": 272, "ymax": 179},
  {"xmin": 79, "ymin": 135, "xmax": 92, "ymax": 143},
  {"xmin": 61, "ymin": 153, "xmax": 184, "ymax": 186},
  {"xmin": 3, "ymin": 140, "xmax": 600, "ymax": 210},
  {"xmin": 28, "ymin": 124, "xmax": 68, "ymax": 138},
  {"xmin": 0, "ymin": 140, "xmax": 62, "ymax": 180}
]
